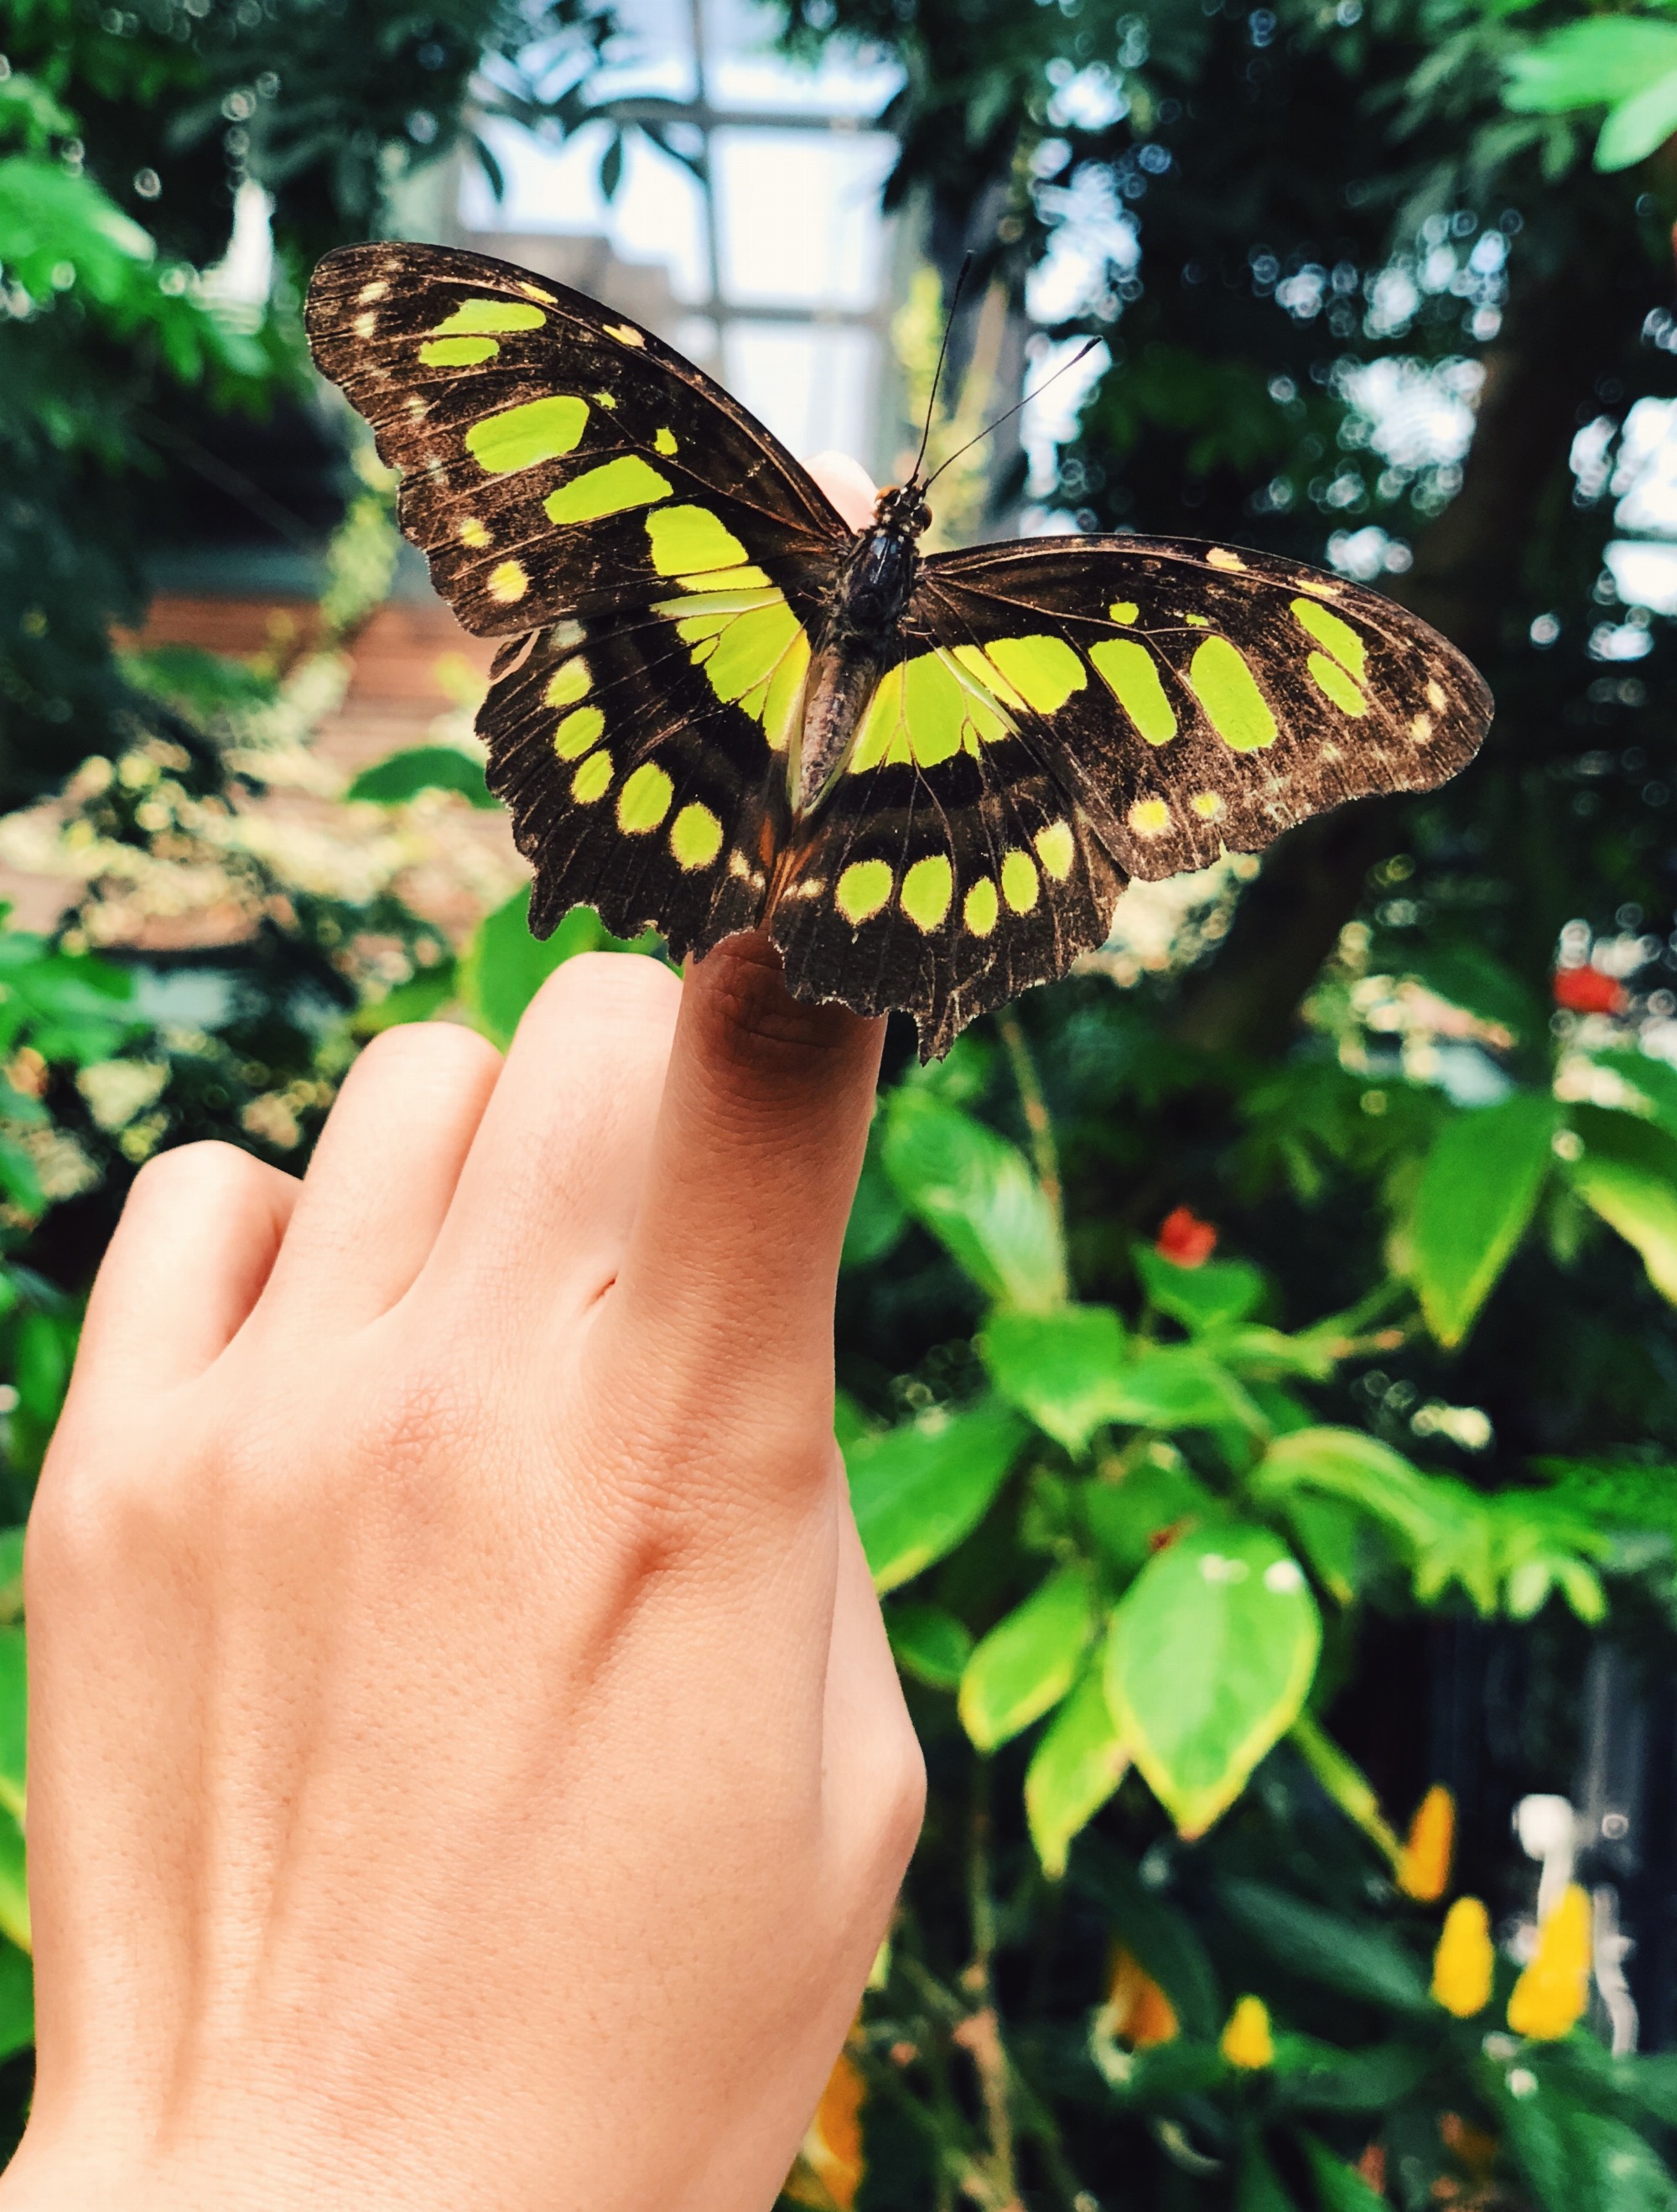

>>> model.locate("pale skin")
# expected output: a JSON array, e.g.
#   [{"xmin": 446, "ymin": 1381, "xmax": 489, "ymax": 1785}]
[{"xmin": 1, "ymin": 453, "xmax": 923, "ymax": 2211}]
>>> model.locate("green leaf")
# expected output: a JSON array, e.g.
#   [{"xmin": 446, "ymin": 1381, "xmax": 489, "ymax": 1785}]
[
  {"xmin": 0, "ymin": 1628, "xmax": 26, "ymax": 1830},
  {"xmin": 1566, "ymin": 1106, "xmax": 1677, "ymax": 1306},
  {"xmin": 1083, "ymin": 1459, "xmax": 1221, "ymax": 1579},
  {"xmin": 1587, "ymin": 1050, "xmax": 1677, "ymax": 1145},
  {"xmin": 1077, "ymin": 1841, "xmax": 1223, "ymax": 2039},
  {"xmin": 1300, "ymin": 2136, "xmax": 1389, "ymax": 2212},
  {"xmin": 842, "ymin": 1124, "xmax": 907, "ymax": 1272},
  {"xmin": 1236, "ymin": 2143, "xmax": 1301, "ymax": 2212},
  {"xmin": 1408, "ymin": 1092, "xmax": 1556, "ymax": 1346},
  {"xmin": 0, "ymin": 1803, "xmax": 27, "ymax": 1955},
  {"xmin": 1107, "ymin": 1524, "xmax": 1320, "ymax": 1836},
  {"xmin": 1503, "ymin": 19, "xmax": 1677, "ymax": 116},
  {"xmin": 1025, "ymin": 1665, "xmax": 1130, "ymax": 1877},
  {"xmin": 886, "ymin": 1602, "xmax": 973, "ymax": 1690},
  {"xmin": 979, "ymin": 1304, "xmax": 1129, "ymax": 1451},
  {"xmin": 1598, "ymin": 67, "xmax": 1677, "ymax": 169},
  {"xmin": 0, "ymin": 1529, "xmax": 23, "ymax": 1625},
  {"xmin": 880, "ymin": 1090, "xmax": 1067, "ymax": 1311},
  {"xmin": 348, "ymin": 745, "xmax": 496, "ymax": 809},
  {"xmin": 458, "ymin": 889, "xmax": 660, "ymax": 1051},
  {"xmin": 0, "ymin": 1939, "xmax": 32, "ymax": 2060},
  {"xmin": 958, "ymin": 1563, "xmax": 1098, "ymax": 1752},
  {"xmin": 1103, "ymin": 1347, "xmax": 1267, "ymax": 1434},
  {"xmin": 1274, "ymin": 2038, "xmax": 1430, "ymax": 2114},
  {"xmin": 351, "ymin": 962, "xmax": 458, "ymax": 1036},
  {"xmin": 844, "ymin": 1401, "xmax": 1025, "ymax": 1594},
  {"xmin": 1135, "ymin": 1246, "xmax": 1264, "ymax": 1331},
  {"xmin": 1216, "ymin": 1881, "xmax": 1431, "ymax": 2015}
]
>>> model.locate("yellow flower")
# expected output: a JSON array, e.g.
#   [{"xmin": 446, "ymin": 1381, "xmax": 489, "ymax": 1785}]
[
  {"xmin": 1399, "ymin": 1784, "xmax": 1456, "ymax": 1903},
  {"xmin": 1431, "ymin": 1897, "xmax": 1494, "ymax": 2017},
  {"xmin": 1507, "ymin": 1882, "xmax": 1591, "ymax": 2042},
  {"xmin": 1103, "ymin": 1946, "xmax": 1180, "ymax": 2049},
  {"xmin": 1220, "ymin": 1994, "xmax": 1275, "ymax": 2070}
]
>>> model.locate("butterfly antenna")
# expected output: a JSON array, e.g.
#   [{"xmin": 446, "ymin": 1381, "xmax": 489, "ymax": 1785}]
[
  {"xmin": 922, "ymin": 335, "xmax": 1103, "ymax": 494},
  {"xmin": 910, "ymin": 252, "xmax": 974, "ymax": 487}
]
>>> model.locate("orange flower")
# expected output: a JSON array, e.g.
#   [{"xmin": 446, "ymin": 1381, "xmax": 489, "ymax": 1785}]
[
  {"xmin": 1431, "ymin": 1898, "xmax": 1494, "ymax": 2018},
  {"xmin": 1399, "ymin": 1784, "xmax": 1456, "ymax": 1902},
  {"xmin": 1508, "ymin": 1882, "xmax": 1591, "ymax": 2041},
  {"xmin": 1103, "ymin": 1946, "xmax": 1179, "ymax": 2048},
  {"xmin": 787, "ymin": 2051, "xmax": 866, "ymax": 2211},
  {"xmin": 1220, "ymin": 1994, "xmax": 1275, "ymax": 2069},
  {"xmin": 1156, "ymin": 1206, "xmax": 1218, "ymax": 1268}
]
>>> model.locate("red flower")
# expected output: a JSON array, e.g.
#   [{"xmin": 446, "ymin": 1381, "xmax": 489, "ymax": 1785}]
[
  {"xmin": 1155, "ymin": 1205, "xmax": 1218, "ymax": 1268},
  {"xmin": 1552, "ymin": 966, "xmax": 1627, "ymax": 1016}
]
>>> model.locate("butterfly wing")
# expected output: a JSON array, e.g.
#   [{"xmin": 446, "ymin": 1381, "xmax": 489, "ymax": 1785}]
[
  {"xmin": 770, "ymin": 534, "xmax": 1490, "ymax": 1058},
  {"xmin": 306, "ymin": 241, "xmax": 849, "ymax": 958}
]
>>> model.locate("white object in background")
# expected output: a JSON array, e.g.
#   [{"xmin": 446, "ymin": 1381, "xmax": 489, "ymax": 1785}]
[{"xmin": 1514, "ymin": 1794, "xmax": 1580, "ymax": 1927}]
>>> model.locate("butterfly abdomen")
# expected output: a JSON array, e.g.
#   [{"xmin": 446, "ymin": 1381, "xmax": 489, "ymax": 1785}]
[{"xmin": 792, "ymin": 519, "xmax": 922, "ymax": 815}]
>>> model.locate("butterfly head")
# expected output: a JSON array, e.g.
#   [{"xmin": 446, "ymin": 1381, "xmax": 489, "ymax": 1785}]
[{"xmin": 874, "ymin": 483, "xmax": 933, "ymax": 541}]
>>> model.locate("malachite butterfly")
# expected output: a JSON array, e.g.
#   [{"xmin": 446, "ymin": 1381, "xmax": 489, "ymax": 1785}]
[{"xmin": 306, "ymin": 242, "xmax": 1492, "ymax": 1059}]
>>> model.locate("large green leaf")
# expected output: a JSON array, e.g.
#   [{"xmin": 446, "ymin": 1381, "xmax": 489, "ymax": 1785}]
[
  {"xmin": 880, "ymin": 1091, "xmax": 1067, "ymax": 1311},
  {"xmin": 1597, "ymin": 67, "xmax": 1677, "ymax": 170},
  {"xmin": 1300, "ymin": 2137, "xmax": 1389, "ymax": 2212},
  {"xmin": 844, "ymin": 1402, "xmax": 1025, "ymax": 1594},
  {"xmin": 1102, "ymin": 1347, "xmax": 1267, "ymax": 1434},
  {"xmin": 1273, "ymin": 2038, "xmax": 1430, "ymax": 2115},
  {"xmin": 0, "ymin": 1940, "xmax": 31, "ymax": 2061},
  {"xmin": 1408, "ymin": 1092, "xmax": 1556, "ymax": 1347},
  {"xmin": 979, "ymin": 1304, "xmax": 1128, "ymax": 1451},
  {"xmin": 1216, "ymin": 1881, "xmax": 1431, "ymax": 2015},
  {"xmin": 1107, "ymin": 1524, "xmax": 1320, "ymax": 1837},
  {"xmin": 457, "ymin": 888, "xmax": 660, "ymax": 1051},
  {"xmin": 1236, "ymin": 2144, "xmax": 1300, "ymax": 2212},
  {"xmin": 1083, "ymin": 1459, "xmax": 1221, "ymax": 1579},
  {"xmin": 958, "ymin": 1564, "xmax": 1098, "ymax": 1752},
  {"xmin": 1503, "ymin": 19, "xmax": 1677, "ymax": 116},
  {"xmin": 347, "ymin": 745, "xmax": 496, "ymax": 809},
  {"xmin": 1566, "ymin": 1105, "xmax": 1677, "ymax": 1306},
  {"xmin": 0, "ymin": 1627, "xmax": 25, "ymax": 1829},
  {"xmin": 1024, "ymin": 1664, "xmax": 1129, "ymax": 1877}
]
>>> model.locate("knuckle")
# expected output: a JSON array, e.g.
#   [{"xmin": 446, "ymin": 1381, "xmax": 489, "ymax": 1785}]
[
  {"xmin": 350, "ymin": 1016, "xmax": 501, "ymax": 1090},
  {"xmin": 126, "ymin": 1137, "xmax": 260, "ymax": 1210}
]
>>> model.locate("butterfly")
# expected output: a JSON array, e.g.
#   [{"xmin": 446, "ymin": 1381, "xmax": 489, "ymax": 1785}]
[{"xmin": 305, "ymin": 241, "xmax": 1492, "ymax": 1059}]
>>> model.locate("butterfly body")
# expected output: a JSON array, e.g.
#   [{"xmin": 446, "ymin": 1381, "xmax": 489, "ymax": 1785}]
[{"xmin": 306, "ymin": 240, "xmax": 1494, "ymax": 1059}]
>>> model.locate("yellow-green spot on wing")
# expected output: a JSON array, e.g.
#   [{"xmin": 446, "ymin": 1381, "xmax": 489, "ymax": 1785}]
[
  {"xmin": 572, "ymin": 750, "xmax": 612, "ymax": 803},
  {"xmin": 901, "ymin": 854, "xmax": 953, "ymax": 932},
  {"xmin": 488, "ymin": 559, "xmax": 527, "ymax": 604},
  {"xmin": 544, "ymin": 455, "xmax": 672, "ymax": 525},
  {"xmin": 837, "ymin": 859, "xmax": 893, "ymax": 925},
  {"xmin": 544, "ymin": 658, "xmax": 590, "ymax": 709},
  {"xmin": 647, "ymin": 505, "xmax": 750, "ymax": 578},
  {"xmin": 1307, "ymin": 652, "xmax": 1367, "ymax": 717},
  {"xmin": 1188, "ymin": 636, "xmax": 1278, "ymax": 753},
  {"xmin": 1001, "ymin": 850, "xmax": 1039, "ymax": 912},
  {"xmin": 670, "ymin": 803, "xmax": 723, "ymax": 870},
  {"xmin": 466, "ymin": 395, "xmax": 589, "ymax": 475},
  {"xmin": 849, "ymin": 650, "xmax": 1012, "ymax": 776},
  {"xmin": 654, "ymin": 426, "xmax": 678, "ymax": 455},
  {"xmin": 420, "ymin": 335, "xmax": 499, "ymax": 367},
  {"xmin": 433, "ymin": 299, "xmax": 546, "ymax": 335},
  {"xmin": 667, "ymin": 594, "xmax": 810, "ymax": 754},
  {"xmin": 964, "ymin": 879, "xmax": 999, "ymax": 937},
  {"xmin": 1109, "ymin": 601, "xmax": 1139, "ymax": 624},
  {"xmin": 553, "ymin": 706, "xmax": 605, "ymax": 761},
  {"xmin": 617, "ymin": 762, "xmax": 672, "ymax": 833},
  {"xmin": 1290, "ymin": 595, "xmax": 1367, "ymax": 680},
  {"xmin": 1035, "ymin": 822, "xmax": 1075, "ymax": 881},
  {"xmin": 984, "ymin": 635, "xmax": 1086, "ymax": 714},
  {"xmin": 1089, "ymin": 637, "xmax": 1178, "ymax": 747}
]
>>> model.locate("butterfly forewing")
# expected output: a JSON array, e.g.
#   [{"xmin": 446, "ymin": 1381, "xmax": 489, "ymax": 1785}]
[{"xmin": 914, "ymin": 536, "xmax": 1491, "ymax": 883}]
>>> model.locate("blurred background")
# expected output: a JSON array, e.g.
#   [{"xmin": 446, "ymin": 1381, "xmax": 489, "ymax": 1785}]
[{"xmin": 8, "ymin": 0, "xmax": 1677, "ymax": 2200}]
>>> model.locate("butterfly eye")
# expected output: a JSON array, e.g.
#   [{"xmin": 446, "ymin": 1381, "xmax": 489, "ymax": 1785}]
[{"xmin": 914, "ymin": 503, "xmax": 932, "ymax": 533}]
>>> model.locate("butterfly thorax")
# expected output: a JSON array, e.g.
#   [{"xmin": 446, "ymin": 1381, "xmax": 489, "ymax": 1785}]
[{"xmin": 791, "ymin": 489, "xmax": 928, "ymax": 818}]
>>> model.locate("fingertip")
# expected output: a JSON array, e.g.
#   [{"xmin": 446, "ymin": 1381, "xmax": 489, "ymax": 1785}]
[
  {"xmin": 682, "ymin": 932, "xmax": 882, "ymax": 1098},
  {"xmin": 805, "ymin": 451, "xmax": 878, "ymax": 532}
]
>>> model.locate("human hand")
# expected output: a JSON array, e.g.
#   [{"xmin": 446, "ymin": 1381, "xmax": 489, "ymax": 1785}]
[{"xmin": 3, "ymin": 458, "xmax": 923, "ymax": 2212}]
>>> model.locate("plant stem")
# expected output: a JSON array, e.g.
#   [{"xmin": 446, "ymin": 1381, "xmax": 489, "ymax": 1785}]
[
  {"xmin": 1291, "ymin": 1711, "xmax": 1404, "ymax": 1872},
  {"xmin": 958, "ymin": 1775, "xmax": 1023, "ymax": 2212},
  {"xmin": 997, "ymin": 1008, "xmax": 1062, "ymax": 1230}
]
